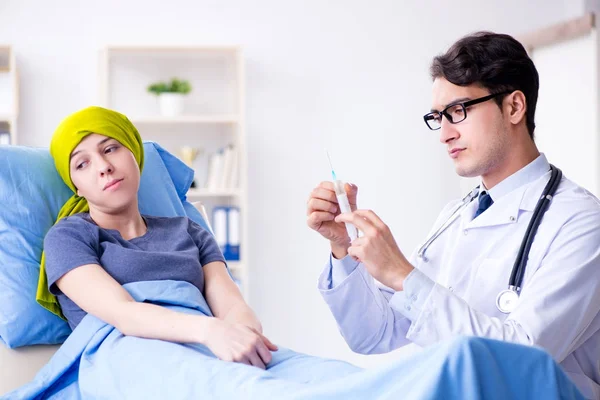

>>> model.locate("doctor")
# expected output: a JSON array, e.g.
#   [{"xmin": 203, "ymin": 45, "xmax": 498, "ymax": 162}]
[{"xmin": 307, "ymin": 31, "xmax": 600, "ymax": 398}]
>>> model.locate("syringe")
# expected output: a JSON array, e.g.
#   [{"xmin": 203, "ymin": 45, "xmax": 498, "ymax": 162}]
[{"xmin": 326, "ymin": 151, "xmax": 358, "ymax": 242}]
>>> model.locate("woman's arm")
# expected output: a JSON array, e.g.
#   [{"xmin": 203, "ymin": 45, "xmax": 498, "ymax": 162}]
[
  {"xmin": 56, "ymin": 263, "xmax": 276, "ymax": 368},
  {"xmin": 56, "ymin": 263, "xmax": 214, "ymax": 343},
  {"xmin": 203, "ymin": 261, "xmax": 264, "ymax": 334}
]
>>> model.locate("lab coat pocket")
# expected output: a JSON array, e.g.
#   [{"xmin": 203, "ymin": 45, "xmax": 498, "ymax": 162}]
[{"xmin": 469, "ymin": 258, "xmax": 513, "ymax": 317}]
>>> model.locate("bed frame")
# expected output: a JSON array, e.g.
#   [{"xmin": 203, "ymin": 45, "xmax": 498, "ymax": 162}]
[{"xmin": 0, "ymin": 344, "xmax": 59, "ymax": 395}]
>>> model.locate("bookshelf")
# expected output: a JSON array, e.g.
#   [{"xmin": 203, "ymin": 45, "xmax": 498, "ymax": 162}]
[
  {"xmin": 0, "ymin": 46, "xmax": 19, "ymax": 145},
  {"xmin": 99, "ymin": 46, "xmax": 249, "ymax": 298}
]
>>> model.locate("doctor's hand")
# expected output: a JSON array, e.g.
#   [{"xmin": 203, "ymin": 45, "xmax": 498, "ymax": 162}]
[
  {"xmin": 335, "ymin": 210, "xmax": 414, "ymax": 291},
  {"xmin": 203, "ymin": 318, "xmax": 278, "ymax": 370},
  {"xmin": 307, "ymin": 181, "xmax": 358, "ymax": 258}
]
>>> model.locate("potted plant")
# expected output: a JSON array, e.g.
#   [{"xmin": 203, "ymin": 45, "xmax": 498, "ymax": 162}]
[{"xmin": 147, "ymin": 78, "xmax": 192, "ymax": 117}]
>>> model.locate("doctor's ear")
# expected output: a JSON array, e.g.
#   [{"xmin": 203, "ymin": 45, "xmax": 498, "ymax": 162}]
[{"xmin": 505, "ymin": 90, "xmax": 527, "ymax": 126}]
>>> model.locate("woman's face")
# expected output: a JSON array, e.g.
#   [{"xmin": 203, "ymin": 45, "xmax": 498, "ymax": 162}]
[{"xmin": 69, "ymin": 133, "xmax": 140, "ymax": 213}]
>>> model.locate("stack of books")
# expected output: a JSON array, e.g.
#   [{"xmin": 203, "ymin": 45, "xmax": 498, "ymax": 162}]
[{"xmin": 204, "ymin": 145, "xmax": 239, "ymax": 191}]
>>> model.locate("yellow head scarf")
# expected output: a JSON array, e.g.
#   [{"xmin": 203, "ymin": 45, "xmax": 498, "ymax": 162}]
[{"xmin": 37, "ymin": 106, "xmax": 144, "ymax": 319}]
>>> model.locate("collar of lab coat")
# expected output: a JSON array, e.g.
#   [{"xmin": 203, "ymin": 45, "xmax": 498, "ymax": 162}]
[{"xmin": 464, "ymin": 153, "xmax": 551, "ymax": 229}]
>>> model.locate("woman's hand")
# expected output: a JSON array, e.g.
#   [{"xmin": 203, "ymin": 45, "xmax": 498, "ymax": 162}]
[{"xmin": 203, "ymin": 318, "xmax": 278, "ymax": 369}]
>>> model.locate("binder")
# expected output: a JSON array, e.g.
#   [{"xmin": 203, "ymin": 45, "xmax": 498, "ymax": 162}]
[
  {"xmin": 226, "ymin": 207, "xmax": 240, "ymax": 261},
  {"xmin": 211, "ymin": 206, "xmax": 241, "ymax": 261}
]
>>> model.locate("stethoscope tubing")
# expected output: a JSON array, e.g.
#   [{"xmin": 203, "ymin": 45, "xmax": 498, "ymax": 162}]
[{"xmin": 509, "ymin": 165, "xmax": 562, "ymax": 291}]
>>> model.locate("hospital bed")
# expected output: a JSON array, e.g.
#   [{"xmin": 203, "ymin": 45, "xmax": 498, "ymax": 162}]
[{"xmin": 0, "ymin": 345, "xmax": 58, "ymax": 394}]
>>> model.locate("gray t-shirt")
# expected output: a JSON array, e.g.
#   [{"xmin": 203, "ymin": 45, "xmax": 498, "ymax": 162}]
[{"xmin": 44, "ymin": 213, "xmax": 225, "ymax": 330}]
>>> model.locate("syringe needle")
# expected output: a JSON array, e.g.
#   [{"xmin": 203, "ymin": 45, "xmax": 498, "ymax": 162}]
[
  {"xmin": 326, "ymin": 151, "xmax": 334, "ymax": 170},
  {"xmin": 326, "ymin": 150, "xmax": 337, "ymax": 180}
]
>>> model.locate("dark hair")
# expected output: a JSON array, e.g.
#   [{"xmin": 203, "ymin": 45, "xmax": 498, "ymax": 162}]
[{"xmin": 430, "ymin": 31, "xmax": 539, "ymax": 139}]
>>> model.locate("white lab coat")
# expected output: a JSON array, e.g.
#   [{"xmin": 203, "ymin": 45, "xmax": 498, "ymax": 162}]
[{"xmin": 319, "ymin": 160, "xmax": 600, "ymax": 399}]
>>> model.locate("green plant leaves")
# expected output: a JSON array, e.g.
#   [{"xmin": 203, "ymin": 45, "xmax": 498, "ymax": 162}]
[{"xmin": 147, "ymin": 78, "xmax": 192, "ymax": 95}]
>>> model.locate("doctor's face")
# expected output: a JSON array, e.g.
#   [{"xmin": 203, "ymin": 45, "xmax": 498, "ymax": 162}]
[
  {"xmin": 69, "ymin": 133, "xmax": 141, "ymax": 213},
  {"xmin": 431, "ymin": 78, "xmax": 509, "ymax": 179}
]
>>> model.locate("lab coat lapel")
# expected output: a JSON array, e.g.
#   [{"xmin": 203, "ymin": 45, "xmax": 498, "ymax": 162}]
[{"xmin": 465, "ymin": 185, "xmax": 529, "ymax": 230}]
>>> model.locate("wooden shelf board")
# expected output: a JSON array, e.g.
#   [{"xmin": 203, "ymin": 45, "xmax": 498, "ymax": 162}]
[
  {"xmin": 187, "ymin": 188, "xmax": 241, "ymax": 198},
  {"xmin": 131, "ymin": 115, "xmax": 239, "ymax": 124},
  {"xmin": 106, "ymin": 46, "xmax": 240, "ymax": 58}
]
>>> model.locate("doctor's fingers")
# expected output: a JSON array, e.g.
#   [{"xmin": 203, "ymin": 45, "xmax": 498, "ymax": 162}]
[
  {"xmin": 347, "ymin": 241, "xmax": 366, "ymax": 261},
  {"xmin": 351, "ymin": 209, "xmax": 387, "ymax": 231},
  {"xmin": 307, "ymin": 198, "xmax": 338, "ymax": 215},
  {"xmin": 317, "ymin": 181, "xmax": 335, "ymax": 191},
  {"xmin": 307, "ymin": 212, "xmax": 335, "ymax": 231},
  {"xmin": 310, "ymin": 186, "xmax": 337, "ymax": 203},
  {"xmin": 350, "ymin": 209, "xmax": 390, "ymax": 237},
  {"xmin": 335, "ymin": 211, "xmax": 379, "ymax": 237},
  {"xmin": 344, "ymin": 182, "xmax": 359, "ymax": 206},
  {"xmin": 314, "ymin": 182, "xmax": 359, "ymax": 204}
]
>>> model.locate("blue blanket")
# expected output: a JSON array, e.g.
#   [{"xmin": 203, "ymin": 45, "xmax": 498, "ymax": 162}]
[{"xmin": 5, "ymin": 280, "xmax": 584, "ymax": 400}]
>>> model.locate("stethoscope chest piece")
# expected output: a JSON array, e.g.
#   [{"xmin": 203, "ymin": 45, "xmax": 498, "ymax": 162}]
[{"xmin": 496, "ymin": 288, "xmax": 519, "ymax": 314}]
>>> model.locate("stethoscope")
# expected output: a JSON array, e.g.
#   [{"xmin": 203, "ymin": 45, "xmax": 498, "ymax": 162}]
[{"xmin": 417, "ymin": 165, "xmax": 562, "ymax": 314}]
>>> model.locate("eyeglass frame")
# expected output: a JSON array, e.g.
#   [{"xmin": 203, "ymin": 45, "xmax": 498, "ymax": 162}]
[{"xmin": 423, "ymin": 91, "xmax": 512, "ymax": 130}]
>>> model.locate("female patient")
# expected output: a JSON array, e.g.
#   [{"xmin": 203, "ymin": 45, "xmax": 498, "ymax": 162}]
[{"xmin": 39, "ymin": 106, "xmax": 280, "ymax": 370}]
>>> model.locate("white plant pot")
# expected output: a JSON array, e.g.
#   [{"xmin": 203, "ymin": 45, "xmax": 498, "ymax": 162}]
[{"xmin": 158, "ymin": 93, "xmax": 185, "ymax": 117}]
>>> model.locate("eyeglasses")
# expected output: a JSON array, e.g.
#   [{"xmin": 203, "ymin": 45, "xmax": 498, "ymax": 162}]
[{"xmin": 423, "ymin": 91, "xmax": 511, "ymax": 130}]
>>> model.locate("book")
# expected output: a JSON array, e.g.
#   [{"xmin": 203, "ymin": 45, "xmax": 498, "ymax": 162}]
[
  {"xmin": 205, "ymin": 149, "xmax": 224, "ymax": 191},
  {"xmin": 227, "ymin": 146, "xmax": 239, "ymax": 189},
  {"xmin": 204, "ymin": 145, "xmax": 240, "ymax": 191},
  {"xmin": 213, "ymin": 206, "xmax": 228, "ymax": 253},
  {"xmin": 219, "ymin": 145, "xmax": 234, "ymax": 189},
  {"xmin": 226, "ymin": 207, "xmax": 240, "ymax": 261}
]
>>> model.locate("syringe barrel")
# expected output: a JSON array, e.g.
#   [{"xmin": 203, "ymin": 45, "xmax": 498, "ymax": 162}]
[
  {"xmin": 337, "ymin": 192, "xmax": 353, "ymax": 215},
  {"xmin": 333, "ymin": 180, "xmax": 358, "ymax": 241},
  {"xmin": 333, "ymin": 180, "xmax": 346, "ymax": 197}
]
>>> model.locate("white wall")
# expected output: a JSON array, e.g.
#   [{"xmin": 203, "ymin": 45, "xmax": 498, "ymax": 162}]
[
  {"xmin": 533, "ymin": 31, "xmax": 600, "ymax": 197},
  {"xmin": 0, "ymin": 0, "xmax": 579, "ymax": 367}
]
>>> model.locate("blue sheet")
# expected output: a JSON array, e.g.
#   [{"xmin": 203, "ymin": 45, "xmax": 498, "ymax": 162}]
[{"xmin": 5, "ymin": 280, "xmax": 584, "ymax": 400}]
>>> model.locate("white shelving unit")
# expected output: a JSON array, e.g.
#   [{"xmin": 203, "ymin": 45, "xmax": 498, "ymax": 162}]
[
  {"xmin": 0, "ymin": 46, "xmax": 19, "ymax": 145},
  {"xmin": 98, "ymin": 46, "xmax": 249, "ymax": 298}
]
